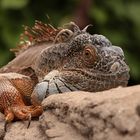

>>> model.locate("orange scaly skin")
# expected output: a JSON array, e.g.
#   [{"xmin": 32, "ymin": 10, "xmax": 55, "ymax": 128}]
[
  {"xmin": 0, "ymin": 21, "xmax": 61, "ymax": 127},
  {"xmin": 0, "ymin": 73, "xmax": 43, "ymax": 127}
]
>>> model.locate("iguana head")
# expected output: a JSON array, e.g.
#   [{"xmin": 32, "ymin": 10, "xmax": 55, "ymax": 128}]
[{"xmin": 31, "ymin": 22, "xmax": 130, "ymax": 104}]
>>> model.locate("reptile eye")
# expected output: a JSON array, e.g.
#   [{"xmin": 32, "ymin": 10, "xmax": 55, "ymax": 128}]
[
  {"xmin": 83, "ymin": 45, "xmax": 97, "ymax": 66},
  {"xmin": 83, "ymin": 45, "xmax": 96, "ymax": 60},
  {"xmin": 84, "ymin": 49, "xmax": 92, "ymax": 58}
]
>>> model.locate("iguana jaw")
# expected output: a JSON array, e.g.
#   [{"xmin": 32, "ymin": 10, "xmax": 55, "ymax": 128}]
[
  {"xmin": 60, "ymin": 68, "xmax": 129, "ymax": 92},
  {"xmin": 31, "ymin": 65, "xmax": 129, "ymax": 106}
]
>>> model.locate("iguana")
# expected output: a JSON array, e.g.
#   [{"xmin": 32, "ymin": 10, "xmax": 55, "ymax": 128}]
[{"xmin": 0, "ymin": 21, "xmax": 130, "ymax": 129}]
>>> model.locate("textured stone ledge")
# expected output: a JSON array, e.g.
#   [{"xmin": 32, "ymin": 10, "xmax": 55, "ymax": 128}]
[{"xmin": 1, "ymin": 85, "xmax": 140, "ymax": 140}]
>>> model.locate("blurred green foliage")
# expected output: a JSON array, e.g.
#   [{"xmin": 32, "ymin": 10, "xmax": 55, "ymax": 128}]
[{"xmin": 0, "ymin": 0, "xmax": 140, "ymax": 85}]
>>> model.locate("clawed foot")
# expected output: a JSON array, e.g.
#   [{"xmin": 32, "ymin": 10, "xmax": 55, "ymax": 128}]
[{"xmin": 4, "ymin": 105, "xmax": 43, "ymax": 131}]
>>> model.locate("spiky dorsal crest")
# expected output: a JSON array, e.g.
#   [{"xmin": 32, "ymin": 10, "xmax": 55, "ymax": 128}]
[
  {"xmin": 10, "ymin": 21, "xmax": 92, "ymax": 56},
  {"xmin": 11, "ymin": 20, "xmax": 62, "ymax": 56}
]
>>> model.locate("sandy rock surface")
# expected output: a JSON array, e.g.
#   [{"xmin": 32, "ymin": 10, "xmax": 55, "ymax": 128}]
[{"xmin": 0, "ymin": 85, "xmax": 140, "ymax": 140}]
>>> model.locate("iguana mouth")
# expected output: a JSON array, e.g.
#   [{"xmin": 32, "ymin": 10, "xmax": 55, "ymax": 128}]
[{"xmin": 61, "ymin": 67, "xmax": 129, "ymax": 82}]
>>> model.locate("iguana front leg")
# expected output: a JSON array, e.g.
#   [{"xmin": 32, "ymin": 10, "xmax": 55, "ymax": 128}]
[
  {"xmin": 31, "ymin": 70, "xmax": 79, "ymax": 105},
  {"xmin": 0, "ymin": 73, "xmax": 43, "ymax": 131}
]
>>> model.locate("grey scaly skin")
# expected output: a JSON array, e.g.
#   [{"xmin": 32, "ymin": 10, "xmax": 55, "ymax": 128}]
[
  {"xmin": 0, "ymin": 21, "xmax": 129, "ymax": 129},
  {"xmin": 31, "ymin": 22, "xmax": 130, "ymax": 105},
  {"xmin": 0, "ymin": 21, "xmax": 129, "ymax": 107},
  {"xmin": 0, "ymin": 21, "xmax": 130, "ymax": 128}
]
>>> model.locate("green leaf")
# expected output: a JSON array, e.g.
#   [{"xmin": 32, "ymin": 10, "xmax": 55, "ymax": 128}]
[
  {"xmin": 2, "ymin": 26, "xmax": 21, "ymax": 49},
  {"xmin": 102, "ymin": 30, "xmax": 128, "ymax": 45},
  {"xmin": 90, "ymin": 7, "xmax": 108, "ymax": 25},
  {"xmin": 125, "ymin": 51, "xmax": 140, "ymax": 80},
  {"xmin": 127, "ymin": 2, "xmax": 140, "ymax": 24},
  {"xmin": 1, "ymin": 0, "xmax": 29, "ymax": 9},
  {"xmin": 105, "ymin": 0, "xmax": 126, "ymax": 18},
  {"xmin": 0, "ymin": 51, "xmax": 11, "ymax": 67}
]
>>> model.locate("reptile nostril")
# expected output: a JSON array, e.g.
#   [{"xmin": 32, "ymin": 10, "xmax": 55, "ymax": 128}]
[{"xmin": 110, "ymin": 62, "xmax": 120, "ymax": 72}]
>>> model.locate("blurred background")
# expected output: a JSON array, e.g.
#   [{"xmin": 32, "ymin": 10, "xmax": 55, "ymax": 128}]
[{"xmin": 0, "ymin": 0, "xmax": 140, "ymax": 85}]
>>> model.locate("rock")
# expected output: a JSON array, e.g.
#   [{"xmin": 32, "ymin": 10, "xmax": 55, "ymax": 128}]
[
  {"xmin": 40, "ymin": 111, "xmax": 86, "ymax": 140},
  {"xmin": 0, "ymin": 112, "xmax": 5, "ymax": 139},
  {"xmin": 1, "ymin": 85, "xmax": 140, "ymax": 140},
  {"xmin": 4, "ymin": 120, "xmax": 47, "ymax": 140},
  {"xmin": 41, "ymin": 85, "xmax": 140, "ymax": 140}
]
